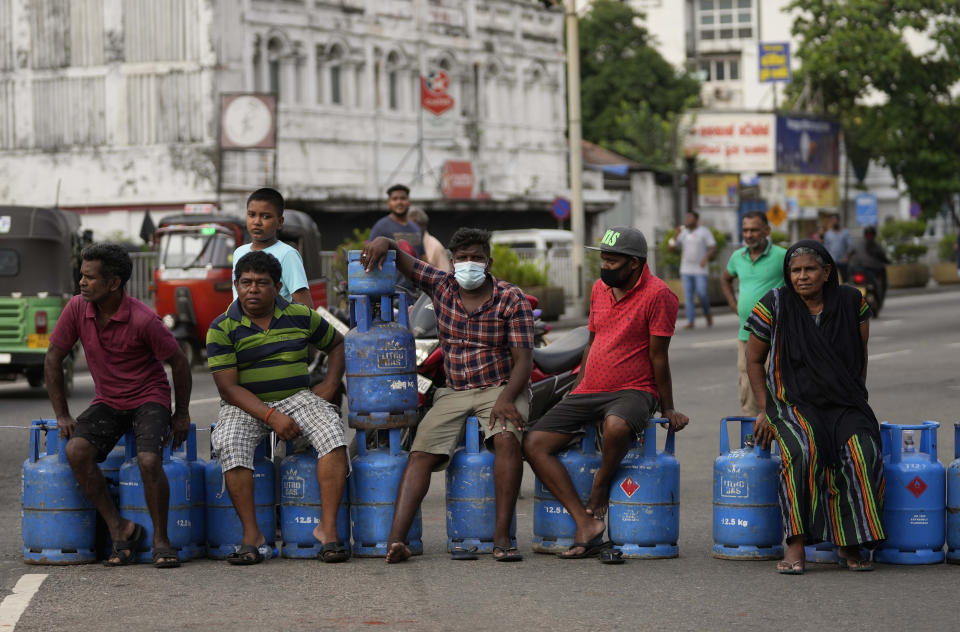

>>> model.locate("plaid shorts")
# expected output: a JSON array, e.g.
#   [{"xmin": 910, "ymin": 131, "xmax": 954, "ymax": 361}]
[{"xmin": 212, "ymin": 390, "xmax": 345, "ymax": 472}]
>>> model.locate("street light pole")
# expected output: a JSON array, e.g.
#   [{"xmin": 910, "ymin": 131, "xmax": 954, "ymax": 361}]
[{"xmin": 565, "ymin": 0, "xmax": 585, "ymax": 318}]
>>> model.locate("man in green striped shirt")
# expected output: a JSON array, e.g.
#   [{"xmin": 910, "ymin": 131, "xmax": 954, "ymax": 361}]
[{"xmin": 207, "ymin": 251, "xmax": 349, "ymax": 564}]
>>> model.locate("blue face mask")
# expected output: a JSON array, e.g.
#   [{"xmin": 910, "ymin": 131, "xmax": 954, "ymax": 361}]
[{"xmin": 454, "ymin": 261, "xmax": 487, "ymax": 290}]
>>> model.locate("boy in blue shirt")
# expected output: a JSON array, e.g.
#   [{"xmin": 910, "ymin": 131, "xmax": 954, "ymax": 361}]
[{"xmin": 232, "ymin": 188, "xmax": 312, "ymax": 307}]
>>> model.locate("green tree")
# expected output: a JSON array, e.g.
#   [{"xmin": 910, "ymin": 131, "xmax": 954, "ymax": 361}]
[
  {"xmin": 579, "ymin": 0, "xmax": 700, "ymax": 169},
  {"xmin": 786, "ymin": 0, "xmax": 960, "ymax": 224}
]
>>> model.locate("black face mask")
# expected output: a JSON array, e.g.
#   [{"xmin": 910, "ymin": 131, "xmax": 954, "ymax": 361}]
[{"xmin": 600, "ymin": 264, "xmax": 630, "ymax": 289}]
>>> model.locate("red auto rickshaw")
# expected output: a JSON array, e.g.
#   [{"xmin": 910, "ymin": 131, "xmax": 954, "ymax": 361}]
[{"xmin": 153, "ymin": 210, "xmax": 327, "ymax": 364}]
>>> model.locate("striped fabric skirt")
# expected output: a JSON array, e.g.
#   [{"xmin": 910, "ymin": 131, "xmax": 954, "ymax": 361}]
[{"xmin": 771, "ymin": 408, "xmax": 886, "ymax": 547}]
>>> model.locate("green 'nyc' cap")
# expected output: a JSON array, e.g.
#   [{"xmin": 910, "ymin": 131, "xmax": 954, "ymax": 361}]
[{"xmin": 586, "ymin": 226, "xmax": 648, "ymax": 259}]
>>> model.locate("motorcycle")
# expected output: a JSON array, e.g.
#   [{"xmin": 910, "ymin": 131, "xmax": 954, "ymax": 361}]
[{"xmin": 846, "ymin": 264, "xmax": 883, "ymax": 316}]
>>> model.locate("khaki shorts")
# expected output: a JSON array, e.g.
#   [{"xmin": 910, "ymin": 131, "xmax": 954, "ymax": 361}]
[{"xmin": 411, "ymin": 384, "xmax": 530, "ymax": 471}]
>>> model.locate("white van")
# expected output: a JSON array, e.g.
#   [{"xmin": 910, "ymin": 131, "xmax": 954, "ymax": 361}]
[{"xmin": 490, "ymin": 229, "xmax": 574, "ymax": 304}]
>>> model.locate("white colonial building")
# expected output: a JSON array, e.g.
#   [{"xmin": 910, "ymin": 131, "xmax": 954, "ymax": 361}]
[{"xmin": 0, "ymin": 0, "xmax": 575, "ymax": 246}]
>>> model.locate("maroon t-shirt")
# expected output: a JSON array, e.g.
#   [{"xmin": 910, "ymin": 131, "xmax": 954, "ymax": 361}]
[{"xmin": 50, "ymin": 294, "xmax": 179, "ymax": 410}]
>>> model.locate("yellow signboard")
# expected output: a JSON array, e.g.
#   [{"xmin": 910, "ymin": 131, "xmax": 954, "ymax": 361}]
[
  {"xmin": 758, "ymin": 43, "xmax": 791, "ymax": 83},
  {"xmin": 697, "ymin": 174, "xmax": 739, "ymax": 207},
  {"xmin": 783, "ymin": 175, "xmax": 838, "ymax": 208},
  {"xmin": 766, "ymin": 204, "xmax": 787, "ymax": 227}
]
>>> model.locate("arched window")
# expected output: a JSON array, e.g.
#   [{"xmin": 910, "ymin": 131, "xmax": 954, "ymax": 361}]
[
  {"xmin": 328, "ymin": 44, "xmax": 344, "ymax": 105},
  {"xmin": 386, "ymin": 51, "xmax": 401, "ymax": 111},
  {"xmin": 267, "ymin": 37, "xmax": 284, "ymax": 97}
]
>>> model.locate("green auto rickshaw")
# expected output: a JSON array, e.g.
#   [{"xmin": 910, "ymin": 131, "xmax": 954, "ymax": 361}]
[{"xmin": 0, "ymin": 206, "xmax": 84, "ymax": 394}]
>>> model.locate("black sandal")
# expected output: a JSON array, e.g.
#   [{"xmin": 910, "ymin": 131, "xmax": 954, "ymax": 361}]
[
  {"xmin": 318, "ymin": 541, "xmax": 350, "ymax": 563},
  {"xmin": 152, "ymin": 547, "xmax": 182, "ymax": 569},
  {"xmin": 227, "ymin": 544, "xmax": 264, "ymax": 566},
  {"xmin": 450, "ymin": 546, "xmax": 479, "ymax": 561},
  {"xmin": 102, "ymin": 523, "xmax": 145, "ymax": 567}
]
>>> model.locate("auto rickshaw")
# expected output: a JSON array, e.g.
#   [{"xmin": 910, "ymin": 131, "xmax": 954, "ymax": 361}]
[
  {"xmin": 0, "ymin": 206, "xmax": 82, "ymax": 394},
  {"xmin": 153, "ymin": 210, "xmax": 327, "ymax": 364}
]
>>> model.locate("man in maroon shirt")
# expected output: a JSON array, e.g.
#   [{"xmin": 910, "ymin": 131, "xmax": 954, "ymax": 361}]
[
  {"xmin": 523, "ymin": 227, "xmax": 689, "ymax": 559},
  {"xmin": 45, "ymin": 244, "xmax": 192, "ymax": 568}
]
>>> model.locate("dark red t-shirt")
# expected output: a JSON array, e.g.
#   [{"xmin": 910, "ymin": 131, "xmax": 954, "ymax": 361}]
[
  {"xmin": 50, "ymin": 294, "xmax": 179, "ymax": 410},
  {"xmin": 573, "ymin": 268, "xmax": 679, "ymax": 397}
]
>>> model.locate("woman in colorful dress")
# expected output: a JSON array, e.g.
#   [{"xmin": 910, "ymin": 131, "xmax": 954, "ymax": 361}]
[{"xmin": 745, "ymin": 240, "xmax": 884, "ymax": 574}]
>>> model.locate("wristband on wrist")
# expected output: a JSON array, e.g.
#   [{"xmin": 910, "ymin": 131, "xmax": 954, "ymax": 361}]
[{"xmin": 264, "ymin": 407, "xmax": 276, "ymax": 423}]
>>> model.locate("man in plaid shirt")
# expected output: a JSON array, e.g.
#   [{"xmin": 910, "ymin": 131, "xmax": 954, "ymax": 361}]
[{"xmin": 362, "ymin": 228, "xmax": 534, "ymax": 563}]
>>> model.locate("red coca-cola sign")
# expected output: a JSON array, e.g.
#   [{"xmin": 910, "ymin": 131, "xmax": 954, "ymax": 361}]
[
  {"xmin": 442, "ymin": 161, "xmax": 474, "ymax": 199},
  {"xmin": 421, "ymin": 70, "xmax": 454, "ymax": 116}
]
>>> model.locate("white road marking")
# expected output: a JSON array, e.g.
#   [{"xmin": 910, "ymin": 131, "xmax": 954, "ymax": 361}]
[
  {"xmin": 873, "ymin": 319, "xmax": 903, "ymax": 327},
  {"xmin": 947, "ymin": 342, "xmax": 960, "ymax": 349},
  {"xmin": 191, "ymin": 396, "xmax": 221, "ymax": 405},
  {"xmin": 690, "ymin": 338, "xmax": 738, "ymax": 349},
  {"xmin": 697, "ymin": 383, "xmax": 728, "ymax": 392},
  {"xmin": 0, "ymin": 574, "xmax": 46, "ymax": 630},
  {"xmin": 869, "ymin": 349, "xmax": 913, "ymax": 361}
]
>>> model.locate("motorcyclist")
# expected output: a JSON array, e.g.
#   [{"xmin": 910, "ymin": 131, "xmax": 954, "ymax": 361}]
[{"xmin": 847, "ymin": 226, "xmax": 890, "ymax": 305}]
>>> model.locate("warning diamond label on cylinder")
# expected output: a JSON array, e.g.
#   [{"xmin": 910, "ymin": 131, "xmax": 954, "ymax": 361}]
[
  {"xmin": 619, "ymin": 477, "xmax": 640, "ymax": 498},
  {"xmin": 906, "ymin": 476, "xmax": 927, "ymax": 498}
]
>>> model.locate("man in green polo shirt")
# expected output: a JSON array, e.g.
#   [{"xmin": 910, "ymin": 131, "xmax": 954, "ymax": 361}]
[
  {"xmin": 207, "ymin": 251, "xmax": 349, "ymax": 565},
  {"xmin": 721, "ymin": 211, "xmax": 786, "ymax": 416}
]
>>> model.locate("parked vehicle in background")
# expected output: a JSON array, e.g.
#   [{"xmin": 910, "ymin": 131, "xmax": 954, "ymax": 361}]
[
  {"xmin": 0, "ymin": 206, "xmax": 85, "ymax": 393},
  {"xmin": 153, "ymin": 209, "xmax": 328, "ymax": 365},
  {"xmin": 490, "ymin": 229, "xmax": 574, "ymax": 313}
]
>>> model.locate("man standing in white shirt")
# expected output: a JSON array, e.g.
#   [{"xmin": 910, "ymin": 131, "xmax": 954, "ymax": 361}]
[{"xmin": 669, "ymin": 211, "xmax": 716, "ymax": 329}]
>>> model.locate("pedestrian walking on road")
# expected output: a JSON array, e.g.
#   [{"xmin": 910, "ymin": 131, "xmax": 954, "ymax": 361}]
[
  {"xmin": 207, "ymin": 251, "xmax": 349, "ymax": 565},
  {"xmin": 669, "ymin": 211, "xmax": 716, "ymax": 329},
  {"xmin": 46, "ymin": 243, "xmax": 193, "ymax": 568},
  {"xmin": 362, "ymin": 228, "xmax": 534, "ymax": 564},
  {"xmin": 746, "ymin": 240, "xmax": 885, "ymax": 575},
  {"xmin": 524, "ymin": 227, "xmax": 689, "ymax": 560},
  {"xmin": 823, "ymin": 213, "xmax": 852, "ymax": 281},
  {"xmin": 720, "ymin": 211, "xmax": 786, "ymax": 416}
]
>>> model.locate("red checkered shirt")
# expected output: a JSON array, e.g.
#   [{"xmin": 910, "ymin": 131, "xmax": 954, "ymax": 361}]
[{"xmin": 411, "ymin": 259, "xmax": 534, "ymax": 391}]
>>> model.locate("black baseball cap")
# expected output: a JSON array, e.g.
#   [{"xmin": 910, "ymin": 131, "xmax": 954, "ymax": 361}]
[{"xmin": 586, "ymin": 226, "xmax": 648, "ymax": 259}]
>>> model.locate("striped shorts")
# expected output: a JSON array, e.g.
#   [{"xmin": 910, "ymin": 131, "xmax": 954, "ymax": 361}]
[{"xmin": 212, "ymin": 390, "xmax": 346, "ymax": 472}]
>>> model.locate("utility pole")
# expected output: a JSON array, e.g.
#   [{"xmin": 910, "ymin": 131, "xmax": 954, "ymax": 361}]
[{"xmin": 566, "ymin": 0, "xmax": 585, "ymax": 318}]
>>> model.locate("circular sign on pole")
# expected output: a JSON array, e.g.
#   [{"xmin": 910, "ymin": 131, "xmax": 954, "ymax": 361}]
[{"xmin": 551, "ymin": 196, "xmax": 571, "ymax": 221}]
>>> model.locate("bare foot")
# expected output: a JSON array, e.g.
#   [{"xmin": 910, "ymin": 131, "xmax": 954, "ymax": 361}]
[
  {"xmin": 313, "ymin": 524, "xmax": 337, "ymax": 546},
  {"xmin": 559, "ymin": 518, "xmax": 606, "ymax": 558},
  {"xmin": 385, "ymin": 541, "xmax": 411, "ymax": 564},
  {"xmin": 585, "ymin": 478, "xmax": 610, "ymax": 520}
]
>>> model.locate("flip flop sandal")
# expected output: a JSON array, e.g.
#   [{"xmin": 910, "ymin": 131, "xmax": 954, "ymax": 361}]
[
  {"xmin": 227, "ymin": 544, "xmax": 265, "ymax": 566},
  {"xmin": 318, "ymin": 541, "xmax": 350, "ymax": 563},
  {"xmin": 599, "ymin": 548, "xmax": 624, "ymax": 565},
  {"xmin": 559, "ymin": 536, "xmax": 610, "ymax": 560},
  {"xmin": 493, "ymin": 546, "xmax": 523, "ymax": 562},
  {"xmin": 450, "ymin": 547, "xmax": 479, "ymax": 561},
  {"xmin": 103, "ymin": 523, "xmax": 146, "ymax": 567},
  {"xmin": 152, "ymin": 547, "xmax": 182, "ymax": 569},
  {"xmin": 838, "ymin": 558, "xmax": 874, "ymax": 572},
  {"xmin": 776, "ymin": 559, "xmax": 805, "ymax": 575}
]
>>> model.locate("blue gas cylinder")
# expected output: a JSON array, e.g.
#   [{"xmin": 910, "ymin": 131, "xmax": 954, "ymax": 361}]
[
  {"xmin": 875, "ymin": 421, "xmax": 945, "ymax": 564},
  {"xmin": 118, "ymin": 431, "xmax": 192, "ymax": 563},
  {"xmin": 713, "ymin": 417, "xmax": 783, "ymax": 560},
  {"xmin": 348, "ymin": 249, "xmax": 397, "ymax": 296},
  {"xmin": 609, "ymin": 419, "xmax": 679, "ymax": 559},
  {"xmin": 280, "ymin": 442, "xmax": 350, "ymax": 558},
  {"xmin": 344, "ymin": 293, "xmax": 418, "ymax": 429},
  {"xmin": 205, "ymin": 427, "xmax": 277, "ymax": 559},
  {"xmin": 531, "ymin": 424, "xmax": 600, "ymax": 553},
  {"xmin": 446, "ymin": 416, "xmax": 517, "ymax": 553},
  {"xmin": 22, "ymin": 420, "xmax": 97, "ymax": 564},
  {"xmin": 349, "ymin": 429, "xmax": 422, "ymax": 557},
  {"xmin": 172, "ymin": 424, "xmax": 206, "ymax": 559},
  {"xmin": 96, "ymin": 436, "xmax": 126, "ymax": 560},
  {"xmin": 948, "ymin": 423, "xmax": 960, "ymax": 564}
]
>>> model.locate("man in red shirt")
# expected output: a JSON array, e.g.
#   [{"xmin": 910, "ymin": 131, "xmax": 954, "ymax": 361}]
[
  {"xmin": 523, "ymin": 226, "xmax": 689, "ymax": 558},
  {"xmin": 45, "ymin": 244, "xmax": 192, "ymax": 568}
]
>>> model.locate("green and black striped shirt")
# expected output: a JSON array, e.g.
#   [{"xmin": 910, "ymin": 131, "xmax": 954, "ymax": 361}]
[{"xmin": 206, "ymin": 297, "xmax": 335, "ymax": 402}]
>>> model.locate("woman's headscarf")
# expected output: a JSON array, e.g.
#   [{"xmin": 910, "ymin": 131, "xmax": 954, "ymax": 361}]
[{"xmin": 774, "ymin": 240, "xmax": 879, "ymax": 465}]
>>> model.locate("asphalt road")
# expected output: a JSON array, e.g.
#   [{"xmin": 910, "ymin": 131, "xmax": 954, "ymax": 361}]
[{"xmin": 0, "ymin": 289, "xmax": 958, "ymax": 631}]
